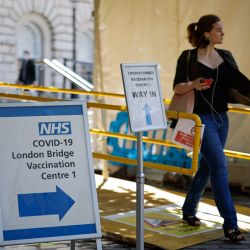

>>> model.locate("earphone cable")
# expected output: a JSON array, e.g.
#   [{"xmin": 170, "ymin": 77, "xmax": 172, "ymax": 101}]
[{"xmin": 199, "ymin": 66, "xmax": 224, "ymax": 126}]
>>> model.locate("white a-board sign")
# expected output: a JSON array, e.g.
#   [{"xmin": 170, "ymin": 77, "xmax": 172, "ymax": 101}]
[
  {"xmin": 0, "ymin": 101, "xmax": 101, "ymax": 246},
  {"xmin": 121, "ymin": 63, "xmax": 167, "ymax": 132}
]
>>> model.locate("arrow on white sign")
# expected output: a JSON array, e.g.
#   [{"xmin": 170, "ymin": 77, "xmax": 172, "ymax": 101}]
[
  {"xmin": 142, "ymin": 103, "xmax": 152, "ymax": 125},
  {"xmin": 18, "ymin": 186, "xmax": 75, "ymax": 220}
]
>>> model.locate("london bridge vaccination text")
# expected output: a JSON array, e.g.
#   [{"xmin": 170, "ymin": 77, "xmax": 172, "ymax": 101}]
[
  {"xmin": 11, "ymin": 138, "xmax": 76, "ymax": 180},
  {"xmin": 7, "ymin": 118, "xmax": 85, "ymax": 181}
]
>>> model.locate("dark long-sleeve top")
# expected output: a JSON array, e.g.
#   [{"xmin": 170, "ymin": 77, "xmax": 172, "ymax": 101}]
[
  {"xmin": 173, "ymin": 48, "xmax": 250, "ymax": 109},
  {"xmin": 18, "ymin": 59, "xmax": 36, "ymax": 84}
]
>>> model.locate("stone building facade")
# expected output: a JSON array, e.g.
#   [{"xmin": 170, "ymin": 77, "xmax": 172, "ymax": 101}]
[{"xmin": 0, "ymin": 0, "xmax": 94, "ymax": 90}]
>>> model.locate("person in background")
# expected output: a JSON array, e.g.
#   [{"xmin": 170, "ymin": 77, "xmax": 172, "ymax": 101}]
[
  {"xmin": 173, "ymin": 14, "xmax": 250, "ymax": 242},
  {"xmin": 18, "ymin": 50, "xmax": 36, "ymax": 88}
]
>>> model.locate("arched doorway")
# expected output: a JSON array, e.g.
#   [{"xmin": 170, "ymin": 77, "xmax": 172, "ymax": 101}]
[
  {"xmin": 16, "ymin": 13, "xmax": 52, "ymax": 86},
  {"xmin": 17, "ymin": 22, "xmax": 43, "ymax": 59}
]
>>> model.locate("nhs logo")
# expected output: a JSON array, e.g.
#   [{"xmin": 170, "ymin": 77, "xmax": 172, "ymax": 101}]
[{"xmin": 39, "ymin": 121, "xmax": 72, "ymax": 135}]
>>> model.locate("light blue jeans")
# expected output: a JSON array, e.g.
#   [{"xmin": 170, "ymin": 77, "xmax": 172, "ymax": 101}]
[{"xmin": 182, "ymin": 112, "xmax": 237, "ymax": 230}]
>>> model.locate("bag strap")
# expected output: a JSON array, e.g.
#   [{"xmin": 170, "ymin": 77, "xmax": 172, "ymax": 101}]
[{"xmin": 186, "ymin": 49, "xmax": 191, "ymax": 82}]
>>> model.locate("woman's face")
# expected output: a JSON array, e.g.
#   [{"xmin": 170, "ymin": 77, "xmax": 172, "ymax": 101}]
[{"xmin": 206, "ymin": 21, "xmax": 224, "ymax": 45}]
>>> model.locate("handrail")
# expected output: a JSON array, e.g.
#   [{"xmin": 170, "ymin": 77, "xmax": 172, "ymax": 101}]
[
  {"xmin": 0, "ymin": 85, "xmax": 249, "ymax": 163},
  {"xmin": 0, "ymin": 82, "xmax": 124, "ymax": 99},
  {"xmin": 93, "ymin": 152, "xmax": 192, "ymax": 174},
  {"xmin": 228, "ymin": 106, "xmax": 250, "ymax": 115},
  {"xmin": 0, "ymin": 91, "xmax": 250, "ymax": 157},
  {"xmin": 0, "ymin": 91, "xmax": 201, "ymax": 175},
  {"xmin": 1, "ymin": 82, "xmax": 249, "ymax": 115},
  {"xmin": 0, "ymin": 91, "xmax": 249, "ymax": 162},
  {"xmin": 0, "ymin": 86, "xmax": 249, "ymax": 115},
  {"xmin": 90, "ymin": 128, "xmax": 183, "ymax": 148}
]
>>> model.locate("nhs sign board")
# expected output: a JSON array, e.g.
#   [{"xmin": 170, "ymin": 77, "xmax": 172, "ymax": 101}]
[{"xmin": 39, "ymin": 121, "xmax": 72, "ymax": 135}]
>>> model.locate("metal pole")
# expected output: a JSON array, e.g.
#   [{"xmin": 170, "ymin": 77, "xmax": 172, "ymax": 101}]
[
  {"xmin": 71, "ymin": 0, "xmax": 77, "ymax": 99},
  {"xmin": 136, "ymin": 132, "xmax": 144, "ymax": 250},
  {"xmin": 72, "ymin": 2, "xmax": 76, "ymax": 73},
  {"xmin": 96, "ymin": 238, "xmax": 102, "ymax": 250},
  {"xmin": 70, "ymin": 240, "xmax": 75, "ymax": 250},
  {"xmin": 63, "ymin": 58, "xmax": 67, "ymax": 99}
]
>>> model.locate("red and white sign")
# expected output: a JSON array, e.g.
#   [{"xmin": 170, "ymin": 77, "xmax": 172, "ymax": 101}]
[{"xmin": 171, "ymin": 118, "xmax": 205, "ymax": 151}]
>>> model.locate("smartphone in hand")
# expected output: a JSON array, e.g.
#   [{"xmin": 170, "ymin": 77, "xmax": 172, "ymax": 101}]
[{"xmin": 200, "ymin": 78, "xmax": 213, "ymax": 86}]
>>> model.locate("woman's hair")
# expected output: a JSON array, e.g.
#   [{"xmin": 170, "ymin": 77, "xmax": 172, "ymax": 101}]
[{"xmin": 187, "ymin": 14, "xmax": 220, "ymax": 48}]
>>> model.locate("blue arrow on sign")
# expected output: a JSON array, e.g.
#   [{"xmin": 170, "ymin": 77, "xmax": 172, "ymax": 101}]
[
  {"xmin": 17, "ymin": 186, "xmax": 75, "ymax": 221},
  {"xmin": 143, "ymin": 103, "xmax": 152, "ymax": 125}
]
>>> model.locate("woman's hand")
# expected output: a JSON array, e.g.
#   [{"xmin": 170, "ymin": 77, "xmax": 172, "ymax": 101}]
[
  {"xmin": 174, "ymin": 77, "xmax": 213, "ymax": 94},
  {"xmin": 192, "ymin": 77, "xmax": 213, "ymax": 91}
]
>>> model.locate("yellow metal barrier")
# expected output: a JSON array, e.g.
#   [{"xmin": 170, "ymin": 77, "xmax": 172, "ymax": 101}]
[
  {"xmin": 0, "ymin": 91, "xmax": 201, "ymax": 175},
  {"xmin": 0, "ymin": 83, "xmax": 249, "ymax": 168},
  {"xmin": 1, "ymin": 82, "xmax": 249, "ymax": 115},
  {"xmin": 90, "ymin": 111, "xmax": 202, "ymax": 175},
  {"xmin": 228, "ymin": 106, "xmax": 250, "ymax": 115},
  {"xmin": 85, "ymin": 101, "xmax": 250, "ymax": 162},
  {"xmin": 0, "ymin": 82, "xmax": 124, "ymax": 99}
]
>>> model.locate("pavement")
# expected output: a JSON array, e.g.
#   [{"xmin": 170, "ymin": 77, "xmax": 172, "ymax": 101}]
[
  {"xmin": 3, "ymin": 229, "xmax": 250, "ymax": 250},
  {"xmin": 2, "ymin": 189, "xmax": 250, "ymax": 250}
]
